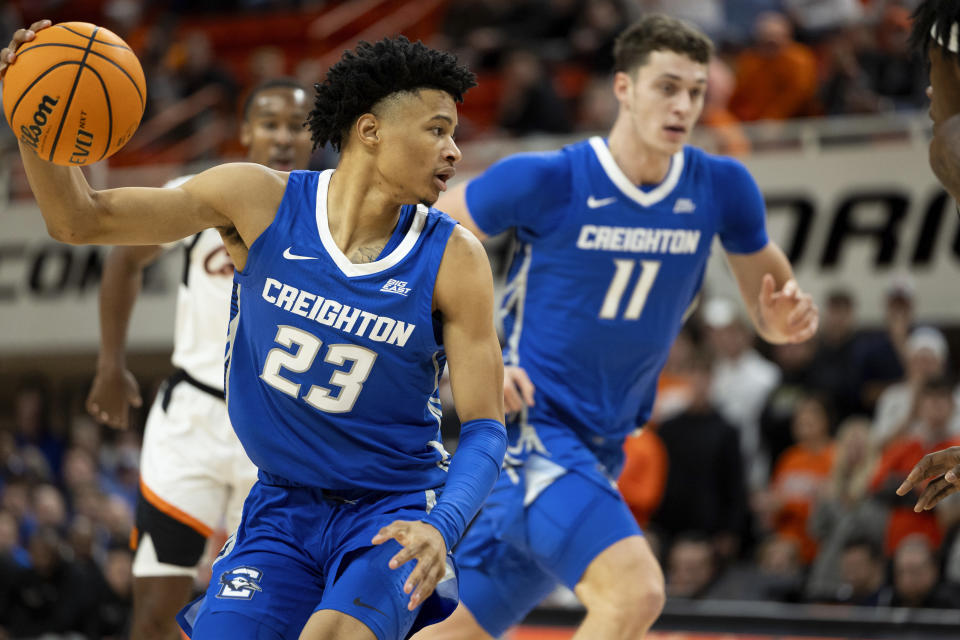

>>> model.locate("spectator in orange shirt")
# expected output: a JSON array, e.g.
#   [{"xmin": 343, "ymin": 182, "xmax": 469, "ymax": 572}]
[
  {"xmin": 871, "ymin": 377, "xmax": 960, "ymax": 555},
  {"xmin": 619, "ymin": 427, "xmax": 667, "ymax": 528},
  {"xmin": 729, "ymin": 11, "xmax": 819, "ymax": 121},
  {"xmin": 701, "ymin": 58, "xmax": 751, "ymax": 156},
  {"xmin": 764, "ymin": 394, "xmax": 836, "ymax": 564}
]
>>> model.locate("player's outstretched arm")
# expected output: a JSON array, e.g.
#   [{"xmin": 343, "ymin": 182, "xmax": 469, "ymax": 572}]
[
  {"xmin": 726, "ymin": 242, "xmax": 819, "ymax": 344},
  {"xmin": 372, "ymin": 226, "xmax": 506, "ymax": 611},
  {"xmin": 86, "ymin": 245, "xmax": 163, "ymax": 429},
  {"xmin": 897, "ymin": 447, "xmax": 960, "ymax": 511},
  {"xmin": 18, "ymin": 147, "xmax": 283, "ymax": 249}
]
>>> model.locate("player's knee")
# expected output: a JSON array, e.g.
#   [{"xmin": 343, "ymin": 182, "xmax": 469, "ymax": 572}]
[
  {"xmin": 576, "ymin": 558, "xmax": 665, "ymax": 638},
  {"xmin": 581, "ymin": 585, "xmax": 663, "ymax": 640},
  {"xmin": 582, "ymin": 578, "xmax": 664, "ymax": 628},
  {"xmin": 634, "ymin": 574, "xmax": 666, "ymax": 624}
]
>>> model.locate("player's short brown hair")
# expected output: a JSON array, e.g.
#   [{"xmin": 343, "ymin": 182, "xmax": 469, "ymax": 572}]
[{"xmin": 613, "ymin": 14, "xmax": 713, "ymax": 73}]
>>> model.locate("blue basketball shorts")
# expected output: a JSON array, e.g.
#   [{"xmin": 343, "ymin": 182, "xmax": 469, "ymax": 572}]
[
  {"xmin": 177, "ymin": 473, "xmax": 458, "ymax": 640},
  {"xmin": 453, "ymin": 454, "xmax": 642, "ymax": 638}
]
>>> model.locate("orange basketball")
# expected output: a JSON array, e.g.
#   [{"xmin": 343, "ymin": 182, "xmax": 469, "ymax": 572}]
[{"xmin": 2, "ymin": 21, "xmax": 146, "ymax": 166}]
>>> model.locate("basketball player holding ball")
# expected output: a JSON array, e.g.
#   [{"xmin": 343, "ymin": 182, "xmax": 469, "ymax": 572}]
[{"xmin": 3, "ymin": 21, "xmax": 508, "ymax": 640}]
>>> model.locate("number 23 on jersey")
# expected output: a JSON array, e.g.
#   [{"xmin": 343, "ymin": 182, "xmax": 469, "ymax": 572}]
[{"xmin": 259, "ymin": 325, "xmax": 377, "ymax": 414}]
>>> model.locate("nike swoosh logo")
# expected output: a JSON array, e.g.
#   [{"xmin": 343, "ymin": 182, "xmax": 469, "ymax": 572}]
[
  {"xmin": 283, "ymin": 247, "xmax": 318, "ymax": 260},
  {"xmin": 353, "ymin": 597, "xmax": 386, "ymax": 616},
  {"xmin": 587, "ymin": 195, "xmax": 617, "ymax": 209}
]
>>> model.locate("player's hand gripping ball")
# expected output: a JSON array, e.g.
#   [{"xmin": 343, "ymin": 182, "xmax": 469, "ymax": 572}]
[{"xmin": 2, "ymin": 21, "xmax": 146, "ymax": 165}]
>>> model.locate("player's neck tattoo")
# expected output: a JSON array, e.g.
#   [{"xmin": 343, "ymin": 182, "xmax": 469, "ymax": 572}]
[{"xmin": 350, "ymin": 245, "xmax": 385, "ymax": 264}]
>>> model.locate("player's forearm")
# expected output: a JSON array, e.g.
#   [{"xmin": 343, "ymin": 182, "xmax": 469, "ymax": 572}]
[
  {"xmin": 19, "ymin": 141, "xmax": 102, "ymax": 243},
  {"xmin": 424, "ymin": 418, "xmax": 507, "ymax": 550},
  {"xmin": 930, "ymin": 114, "xmax": 960, "ymax": 204},
  {"xmin": 428, "ymin": 356, "xmax": 506, "ymax": 548},
  {"xmin": 96, "ymin": 249, "xmax": 146, "ymax": 371}
]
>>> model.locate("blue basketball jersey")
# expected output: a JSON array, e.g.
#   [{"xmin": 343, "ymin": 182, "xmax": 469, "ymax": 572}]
[
  {"xmin": 466, "ymin": 137, "xmax": 768, "ymax": 472},
  {"xmin": 225, "ymin": 170, "xmax": 457, "ymax": 491}
]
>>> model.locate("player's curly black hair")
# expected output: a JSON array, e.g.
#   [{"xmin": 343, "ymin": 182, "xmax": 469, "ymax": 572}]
[
  {"xmin": 910, "ymin": 0, "xmax": 960, "ymax": 62},
  {"xmin": 308, "ymin": 36, "xmax": 476, "ymax": 152}
]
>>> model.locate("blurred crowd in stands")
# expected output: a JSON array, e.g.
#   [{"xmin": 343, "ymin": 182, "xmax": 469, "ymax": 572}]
[
  {"xmin": 0, "ymin": 375, "xmax": 140, "ymax": 638},
  {"xmin": 0, "ymin": 0, "xmax": 931, "ymax": 163}
]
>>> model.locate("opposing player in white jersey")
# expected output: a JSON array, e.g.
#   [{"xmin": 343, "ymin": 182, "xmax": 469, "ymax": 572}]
[
  {"xmin": 84, "ymin": 79, "xmax": 313, "ymax": 640},
  {"xmin": 416, "ymin": 14, "xmax": 819, "ymax": 640}
]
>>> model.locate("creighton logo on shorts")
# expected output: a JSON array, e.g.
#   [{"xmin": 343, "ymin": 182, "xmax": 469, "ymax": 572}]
[{"xmin": 217, "ymin": 567, "xmax": 264, "ymax": 599}]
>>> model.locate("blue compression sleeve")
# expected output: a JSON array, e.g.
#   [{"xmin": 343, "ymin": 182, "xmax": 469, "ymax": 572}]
[{"xmin": 424, "ymin": 418, "xmax": 507, "ymax": 551}]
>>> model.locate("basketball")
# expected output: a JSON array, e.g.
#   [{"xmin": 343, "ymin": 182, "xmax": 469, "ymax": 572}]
[{"xmin": 2, "ymin": 22, "xmax": 146, "ymax": 166}]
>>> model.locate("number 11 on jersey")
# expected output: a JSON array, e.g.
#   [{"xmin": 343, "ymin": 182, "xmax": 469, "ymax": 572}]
[{"xmin": 599, "ymin": 259, "xmax": 661, "ymax": 320}]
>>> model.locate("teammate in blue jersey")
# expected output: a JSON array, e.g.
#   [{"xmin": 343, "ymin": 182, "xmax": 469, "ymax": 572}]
[
  {"xmin": 415, "ymin": 14, "xmax": 820, "ymax": 640},
  {"xmin": 3, "ymin": 27, "xmax": 507, "ymax": 640}
]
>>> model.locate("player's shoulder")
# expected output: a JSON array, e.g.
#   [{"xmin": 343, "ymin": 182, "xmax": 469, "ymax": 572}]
[
  {"xmin": 182, "ymin": 163, "xmax": 293, "ymax": 210},
  {"xmin": 437, "ymin": 223, "xmax": 489, "ymax": 278},
  {"xmin": 434, "ymin": 223, "xmax": 491, "ymax": 305},
  {"xmin": 488, "ymin": 145, "xmax": 573, "ymax": 182},
  {"xmin": 191, "ymin": 162, "xmax": 289, "ymax": 187},
  {"xmin": 686, "ymin": 146, "xmax": 754, "ymax": 183},
  {"xmin": 443, "ymin": 221, "xmax": 486, "ymax": 258}
]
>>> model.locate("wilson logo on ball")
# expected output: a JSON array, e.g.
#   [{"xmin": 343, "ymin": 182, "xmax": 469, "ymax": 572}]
[{"xmin": 19, "ymin": 95, "xmax": 59, "ymax": 152}]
